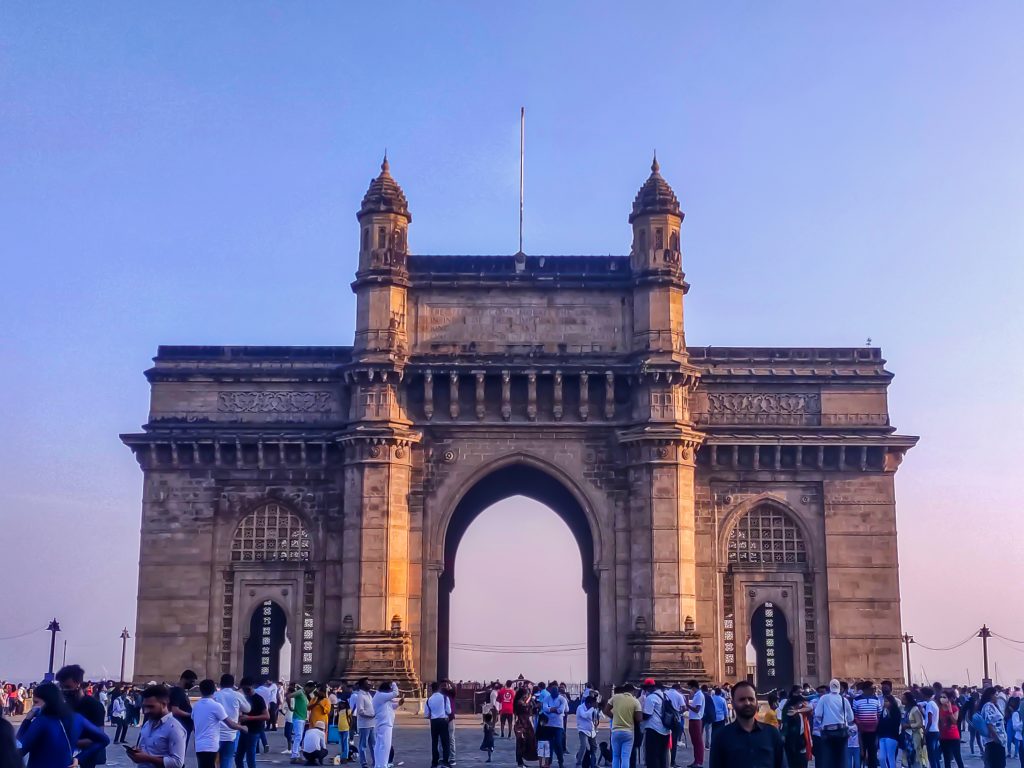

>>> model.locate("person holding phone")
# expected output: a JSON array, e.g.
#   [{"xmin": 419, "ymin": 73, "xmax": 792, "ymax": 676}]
[
  {"xmin": 17, "ymin": 681, "xmax": 109, "ymax": 768},
  {"xmin": 126, "ymin": 685, "xmax": 186, "ymax": 768}
]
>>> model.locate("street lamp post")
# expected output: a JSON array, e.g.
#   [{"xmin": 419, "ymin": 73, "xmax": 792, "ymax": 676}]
[
  {"xmin": 45, "ymin": 618, "xmax": 62, "ymax": 681},
  {"xmin": 902, "ymin": 633, "xmax": 914, "ymax": 686},
  {"xmin": 119, "ymin": 628, "xmax": 131, "ymax": 683}
]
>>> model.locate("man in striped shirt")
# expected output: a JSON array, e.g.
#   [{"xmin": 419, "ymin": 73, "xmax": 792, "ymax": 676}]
[{"xmin": 852, "ymin": 682, "xmax": 882, "ymax": 768}]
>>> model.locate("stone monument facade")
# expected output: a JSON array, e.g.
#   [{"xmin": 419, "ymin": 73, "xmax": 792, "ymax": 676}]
[{"xmin": 122, "ymin": 155, "xmax": 916, "ymax": 689}]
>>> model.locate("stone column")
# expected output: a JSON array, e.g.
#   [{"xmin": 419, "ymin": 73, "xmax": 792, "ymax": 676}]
[
  {"xmin": 619, "ymin": 429, "xmax": 707, "ymax": 681},
  {"xmin": 334, "ymin": 433, "xmax": 420, "ymax": 687}
]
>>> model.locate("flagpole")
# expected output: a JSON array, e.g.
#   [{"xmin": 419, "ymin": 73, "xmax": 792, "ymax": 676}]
[{"xmin": 519, "ymin": 106, "xmax": 525, "ymax": 254}]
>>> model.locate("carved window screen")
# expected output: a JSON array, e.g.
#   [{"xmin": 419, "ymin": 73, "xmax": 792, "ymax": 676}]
[
  {"xmin": 727, "ymin": 506, "xmax": 806, "ymax": 565},
  {"xmin": 231, "ymin": 503, "xmax": 311, "ymax": 563}
]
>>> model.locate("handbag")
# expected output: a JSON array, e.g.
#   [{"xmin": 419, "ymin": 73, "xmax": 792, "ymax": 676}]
[{"xmin": 822, "ymin": 695, "xmax": 850, "ymax": 740}]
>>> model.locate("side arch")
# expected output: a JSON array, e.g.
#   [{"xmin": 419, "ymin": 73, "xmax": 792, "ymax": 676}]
[{"xmin": 434, "ymin": 454, "xmax": 602, "ymax": 683}]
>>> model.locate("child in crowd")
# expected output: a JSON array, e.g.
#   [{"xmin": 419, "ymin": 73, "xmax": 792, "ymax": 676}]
[
  {"xmin": 480, "ymin": 712, "xmax": 495, "ymax": 762},
  {"xmin": 846, "ymin": 721, "xmax": 859, "ymax": 768},
  {"xmin": 335, "ymin": 697, "xmax": 351, "ymax": 763}
]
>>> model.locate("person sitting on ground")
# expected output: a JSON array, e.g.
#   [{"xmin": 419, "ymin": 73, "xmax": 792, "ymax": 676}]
[{"xmin": 301, "ymin": 721, "xmax": 329, "ymax": 765}]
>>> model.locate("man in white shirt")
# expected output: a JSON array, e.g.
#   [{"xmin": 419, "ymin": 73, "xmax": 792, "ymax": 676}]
[
  {"xmin": 424, "ymin": 682, "xmax": 452, "ymax": 768},
  {"xmin": 575, "ymin": 693, "xmax": 600, "ymax": 768},
  {"xmin": 301, "ymin": 722, "xmax": 328, "ymax": 765},
  {"xmin": 192, "ymin": 679, "xmax": 246, "ymax": 768},
  {"xmin": 256, "ymin": 679, "xmax": 280, "ymax": 732},
  {"xmin": 666, "ymin": 684, "xmax": 687, "ymax": 767},
  {"xmin": 372, "ymin": 681, "xmax": 403, "ymax": 768},
  {"xmin": 918, "ymin": 689, "xmax": 941, "ymax": 767},
  {"xmin": 354, "ymin": 678, "xmax": 377, "ymax": 768},
  {"xmin": 640, "ymin": 680, "xmax": 670, "ymax": 768},
  {"xmin": 214, "ymin": 674, "xmax": 251, "ymax": 768},
  {"xmin": 686, "ymin": 680, "xmax": 706, "ymax": 768},
  {"xmin": 813, "ymin": 679, "xmax": 855, "ymax": 768}
]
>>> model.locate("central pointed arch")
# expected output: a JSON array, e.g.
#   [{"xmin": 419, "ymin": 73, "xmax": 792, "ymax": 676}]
[{"xmin": 437, "ymin": 459, "xmax": 600, "ymax": 683}]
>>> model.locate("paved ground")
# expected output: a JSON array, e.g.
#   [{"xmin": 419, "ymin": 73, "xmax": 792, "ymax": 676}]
[{"xmin": 91, "ymin": 713, "xmax": 992, "ymax": 768}]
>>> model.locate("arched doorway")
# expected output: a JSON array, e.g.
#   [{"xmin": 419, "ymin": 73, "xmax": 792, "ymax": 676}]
[
  {"xmin": 750, "ymin": 601, "xmax": 794, "ymax": 692},
  {"xmin": 243, "ymin": 599, "xmax": 289, "ymax": 681},
  {"xmin": 722, "ymin": 501, "xmax": 819, "ymax": 685},
  {"xmin": 437, "ymin": 463, "xmax": 599, "ymax": 683},
  {"xmin": 448, "ymin": 497, "xmax": 588, "ymax": 682}
]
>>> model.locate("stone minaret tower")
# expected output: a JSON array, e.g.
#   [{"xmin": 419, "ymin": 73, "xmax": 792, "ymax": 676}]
[
  {"xmin": 621, "ymin": 155, "xmax": 707, "ymax": 680},
  {"xmin": 335, "ymin": 156, "xmax": 419, "ymax": 686},
  {"xmin": 353, "ymin": 154, "xmax": 411, "ymax": 364}
]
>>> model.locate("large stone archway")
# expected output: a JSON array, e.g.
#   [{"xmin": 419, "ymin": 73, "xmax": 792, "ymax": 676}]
[
  {"xmin": 435, "ymin": 460, "xmax": 601, "ymax": 683},
  {"xmin": 123, "ymin": 155, "xmax": 917, "ymax": 687}
]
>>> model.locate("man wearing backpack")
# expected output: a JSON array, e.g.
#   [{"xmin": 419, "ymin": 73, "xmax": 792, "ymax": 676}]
[{"xmin": 640, "ymin": 679, "xmax": 672, "ymax": 768}]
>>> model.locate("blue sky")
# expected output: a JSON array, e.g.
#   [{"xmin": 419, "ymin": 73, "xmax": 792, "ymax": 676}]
[{"xmin": 1, "ymin": 2, "xmax": 1022, "ymax": 683}]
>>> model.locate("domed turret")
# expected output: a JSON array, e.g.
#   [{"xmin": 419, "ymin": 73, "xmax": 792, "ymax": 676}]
[
  {"xmin": 629, "ymin": 153, "xmax": 683, "ymax": 274},
  {"xmin": 358, "ymin": 154, "xmax": 411, "ymax": 222},
  {"xmin": 629, "ymin": 153, "xmax": 681, "ymax": 224},
  {"xmin": 356, "ymin": 154, "xmax": 411, "ymax": 273}
]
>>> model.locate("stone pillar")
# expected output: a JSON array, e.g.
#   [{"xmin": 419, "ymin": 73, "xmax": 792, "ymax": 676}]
[
  {"xmin": 334, "ymin": 432, "xmax": 420, "ymax": 687},
  {"xmin": 619, "ymin": 430, "xmax": 707, "ymax": 681}
]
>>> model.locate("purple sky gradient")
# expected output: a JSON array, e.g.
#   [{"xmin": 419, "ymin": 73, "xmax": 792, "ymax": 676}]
[{"xmin": 1, "ymin": 3, "xmax": 1022, "ymax": 685}]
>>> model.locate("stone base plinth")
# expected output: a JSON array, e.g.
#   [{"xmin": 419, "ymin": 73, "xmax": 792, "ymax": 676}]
[
  {"xmin": 332, "ymin": 630, "xmax": 420, "ymax": 688},
  {"xmin": 627, "ymin": 630, "xmax": 708, "ymax": 683}
]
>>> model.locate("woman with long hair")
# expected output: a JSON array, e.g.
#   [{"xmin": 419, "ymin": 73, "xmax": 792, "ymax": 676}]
[
  {"xmin": 965, "ymin": 692, "xmax": 982, "ymax": 756},
  {"xmin": 902, "ymin": 691, "xmax": 928, "ymax": 768},
  {"xmin": 513, "ymin": 685, "xmax": 538, "ymax": 767},
  {"xmin": 978, "ymin": 686, "xmax": 1008, "ymax": 768},
  {"xmin": 780, "ymin": 693, "xmax": 813, "ymax": 768},
  {"xmin": 877, "ymin": 692, "xmax": 902, "ymax": 768},
  {"xmin": 937, "ymin": 692, "xmax": 963, "ymax": 768},
  {"xmin": 16, "ymin": 681, "xmax": 109, "ymax": 768}
]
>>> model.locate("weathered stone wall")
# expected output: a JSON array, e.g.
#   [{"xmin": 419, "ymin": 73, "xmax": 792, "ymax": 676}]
[
  {"xmin": 822, "ymin": 474, "xmax": 904, "ymax": 681},
  {"xmin": 410, "ymin": 287, "xmax": 632, "ymax": 355}
]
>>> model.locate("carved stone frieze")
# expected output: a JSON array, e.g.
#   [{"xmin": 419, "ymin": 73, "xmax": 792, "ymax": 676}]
[
  {"xmin": 218, "ymin": 391, "xmax": 333, "ymax": 413},
  {"xmin": 699, "ymin": 392, "xmax": 821, "ymax": 426}
]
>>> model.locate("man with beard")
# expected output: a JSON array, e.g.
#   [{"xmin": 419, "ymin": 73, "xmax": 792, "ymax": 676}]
[
  {"xmin": 708, "ymin": 681, "xmax": 783, "ymax": 768},
  {"xmin": 128, "ymin": 684, "xmax": 187, "ymax": 768},
  {"xmin": 56, "ymin": 665, "xmax": 108, "ymax": 768}
]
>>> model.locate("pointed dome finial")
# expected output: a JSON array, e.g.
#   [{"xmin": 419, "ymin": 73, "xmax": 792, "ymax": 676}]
[
  {"xmin": 629, "ymin": 151, "xmax": 682, "ymax": 223},
  {"xmin": 358, "ymin": 151, "xmax": 410, "ymax": 221}
]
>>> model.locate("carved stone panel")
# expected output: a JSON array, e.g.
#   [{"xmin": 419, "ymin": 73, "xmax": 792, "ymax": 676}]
[{"xmin": 697, "ymin": 392, "xmax": 821, "ymax": 426}]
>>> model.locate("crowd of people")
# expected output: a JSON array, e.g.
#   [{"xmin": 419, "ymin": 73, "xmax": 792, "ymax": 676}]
[{"xmin": 2, "ymin": 670, "xmax": 1023, "ymax": 768}]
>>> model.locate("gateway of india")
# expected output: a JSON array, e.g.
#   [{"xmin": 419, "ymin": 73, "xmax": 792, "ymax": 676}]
[{"xmin": 122, "ymin": 155, "xmax": 917, "ymax": 690}]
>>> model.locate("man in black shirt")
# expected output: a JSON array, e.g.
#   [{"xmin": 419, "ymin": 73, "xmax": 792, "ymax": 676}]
[
  {"xmin": 169, "ymin": 669, "xmax": 198, "ymax": 747},
  {"xmin": 56, "ymin": 665, "xmax": 108, "ymax": 768},
  {"xmin": 708, "ymin": 681, "xmax": 783, "ymax": 768},
  {"xmin": 236, "ymin": 677, "xmax": 270, "ymax": 768}
]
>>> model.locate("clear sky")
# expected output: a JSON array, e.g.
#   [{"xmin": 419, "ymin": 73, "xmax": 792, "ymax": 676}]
[{"xmin": 1, "ymin": 2, "xmax": 1022, "ymax": 685}]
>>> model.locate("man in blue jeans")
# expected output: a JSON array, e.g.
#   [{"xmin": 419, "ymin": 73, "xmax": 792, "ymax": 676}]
[
  {"xmin": 353, "ymin": 678, "xmax": 376, "ymax": 768},
  {"xmin": 540, "ymin": 681, "xmax": 569, "ymax": 768},
  {"xmin": 918, "ymin": 689, "xmax": 941, "ymax": 768},
  {"xmin": 603, "ymin": 685, "xmax": 641, "ymax": 768}
]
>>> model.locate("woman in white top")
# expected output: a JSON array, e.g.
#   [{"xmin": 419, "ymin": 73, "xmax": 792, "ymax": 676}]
[{"xmin": 372, "ymin": 682, "xmax": 404, "ymax": 768}]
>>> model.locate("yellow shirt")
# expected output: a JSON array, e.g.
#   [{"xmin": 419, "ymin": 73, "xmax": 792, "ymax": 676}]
[
  {"xmin": 758, "ymin": 708, "xmax": 780, "ymax": 728},
  {"xmin": 309, "ymin": 697, "xmax": 331, "ymax": 727},
  {"xmin": 609, "ymin": 693, "xmax": 641, "ymax": 731}
]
